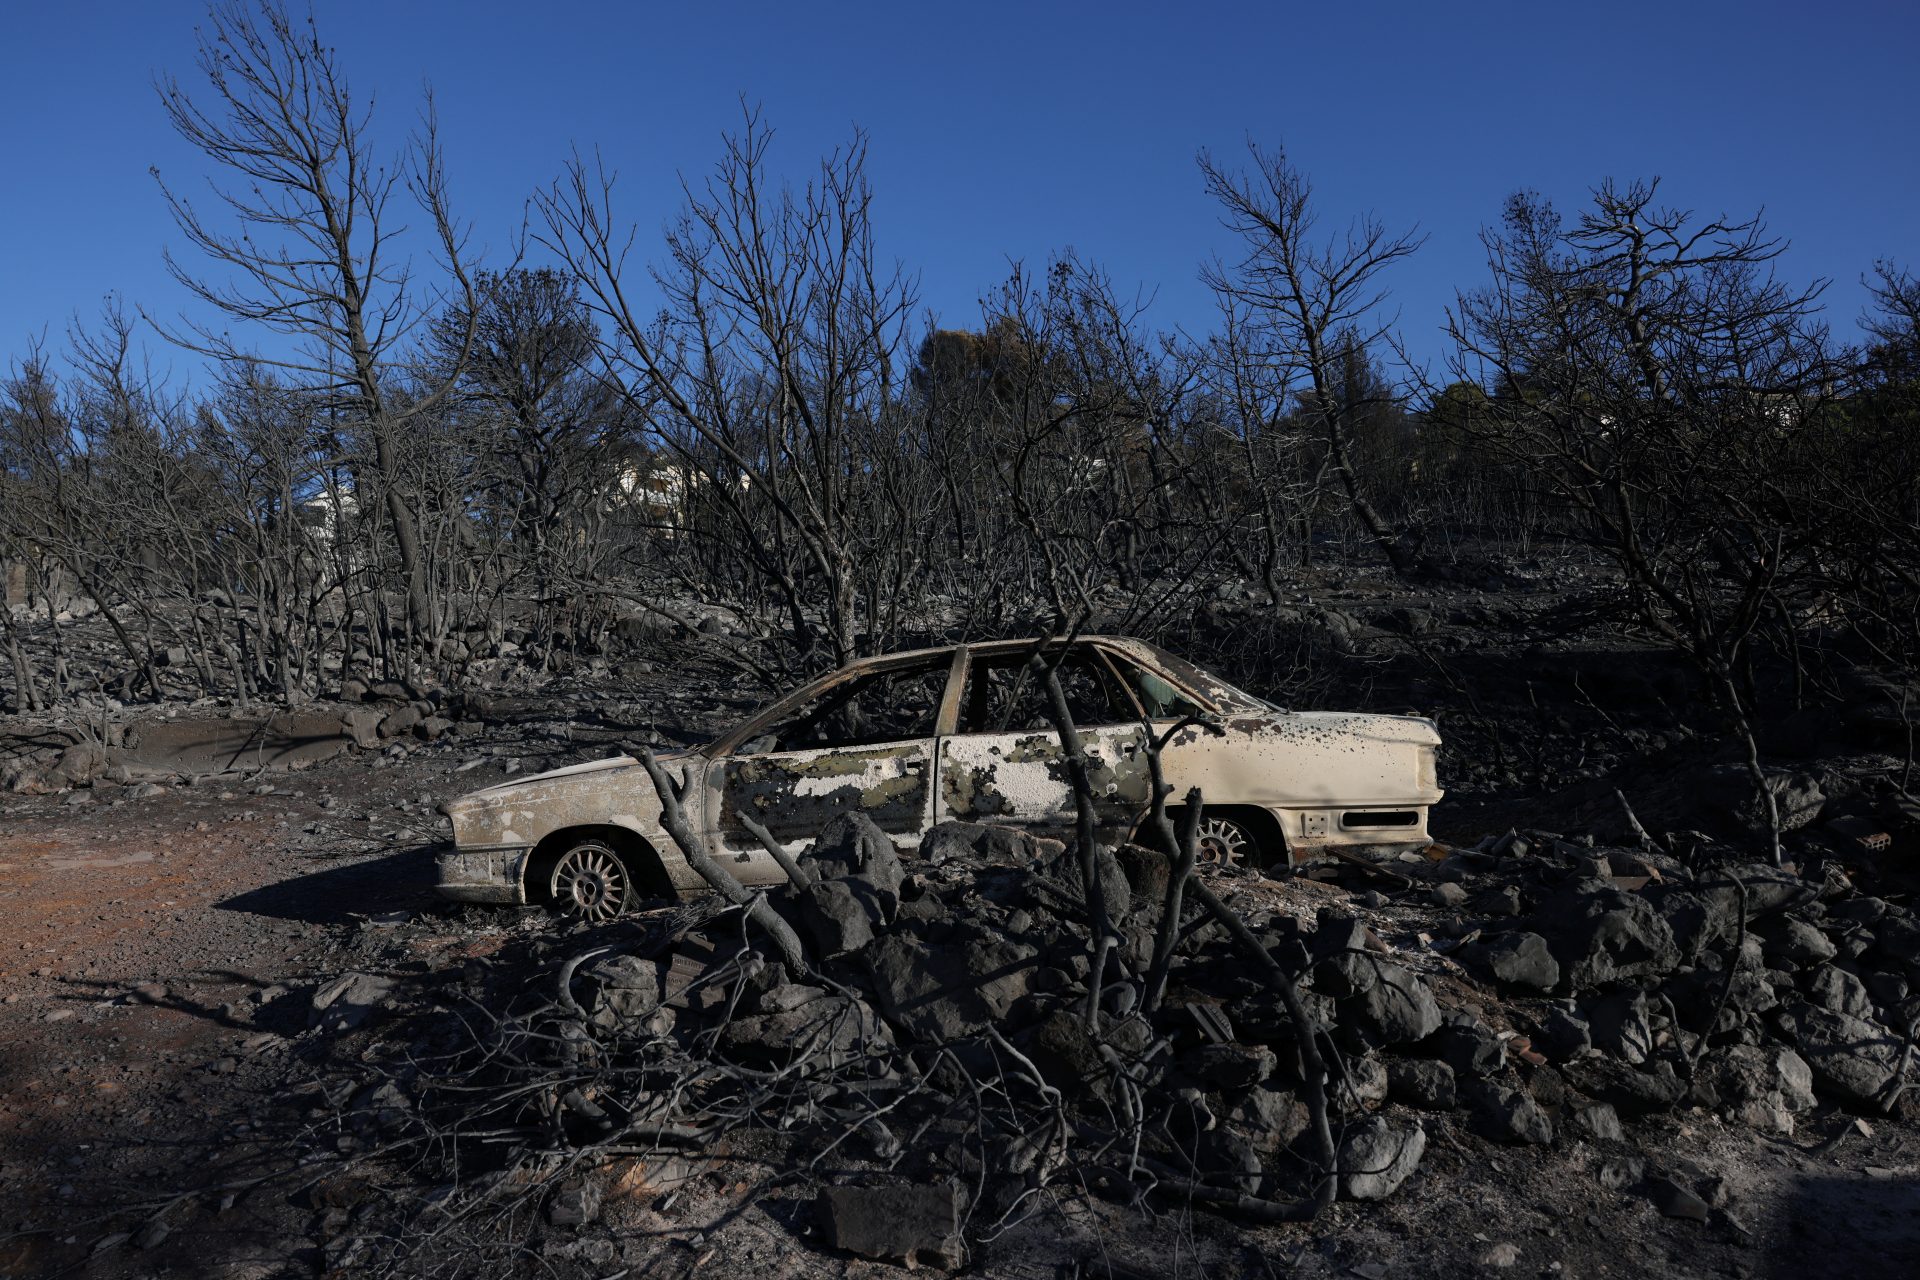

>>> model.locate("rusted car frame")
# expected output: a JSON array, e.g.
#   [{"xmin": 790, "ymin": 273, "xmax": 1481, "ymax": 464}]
[{"xmin": 437, "ymin": 637, "xmax": 1443, "ymax": 917}]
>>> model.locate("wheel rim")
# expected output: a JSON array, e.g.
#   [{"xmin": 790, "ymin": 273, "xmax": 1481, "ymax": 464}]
[
  {"xmin": 1195, "ymin": 817, "xmax": 1252, "ymax": 867},
  {"xmin": 550, "ymin": 843, "xmax": 629, "ymax": 921}
]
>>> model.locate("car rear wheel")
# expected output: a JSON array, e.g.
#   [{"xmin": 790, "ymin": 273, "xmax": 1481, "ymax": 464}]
[
  {"xmin": 547, "ymin": 840, "xmax": 633, "ymax": 921},
  {"xmin": 1194, "ymin": 814, "xmax": 1260, "ymax": 868}
]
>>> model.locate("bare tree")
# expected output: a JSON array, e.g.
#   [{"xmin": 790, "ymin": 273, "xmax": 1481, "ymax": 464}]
[
  {"xmin": 540, "ymin": 108, "xmax": 917, "ymax": 672},
  {"xmin": 1200, "ymin": 143, "xmax": 1429, "ymax": 578},
  {"xmin": 148, "ymin": 0, "xmax": 478, "ymax": 649}
]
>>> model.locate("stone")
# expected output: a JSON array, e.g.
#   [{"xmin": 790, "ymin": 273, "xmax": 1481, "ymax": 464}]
[
  {"xmin": 1536, "ymin": 1005, "xmax": 1592, "ymax": 1060},
  {"xmin": 1702, "ymin": 765, "xmax": 1824, "ymax": 834},
  {"xmin": 378, "ymin": 705, "xmax": 424, "ymax": 738},
  {"xmin": 1432, "ymin": 881, "xmax": 1468, "ymax": 909},
  {"xmin": 1538, "ymin": 881, "xmax": 1682, "ymax": 990},
  {"xmin": 803, "ymin": 812, "xmax": 905, "ymax": 920},
  {"xmin": 1433, "ymin": 1014, "xmax": 1506, "ymax": 1078},
  {"xmin": 1314, "ymin": 951, "xmax": 1379, "ymax": 999},
  {"xmin": 1645, "ymin": 1176, "xmax": 1710, "ymax": 1222},
  {"xmin": 1227, "ymin": 1087, "xmax": 1309, "ymax": 1151},
  {"xmin": 794, "ymin": 878, "xmax": 878, "ymax": 960},
  {"xmin": 1570, "ymin": 1102, "xmax": 1625, "ymax": 1141},
  {"xmin": 583, "ymin": 954, "xmax": 661, "ymax": 1024},
  {"xmin": 1020, "ymin": 1010, "xmax": 1113, "ymax": 1105},
  {"xmin": 309, "ymin": 972, "xmax": 395, "ymax": 1033},
  {"xmin": 1776, "ymin": 1002, "xmax": 1906, "ymax": 1107},
  {"xmin": 1342, "ymin": 963, "xmax": 1442, "ymax": 1045},
  {"xmin": 1480, "ymin": 1242, "xmax": 1522, "ymax": 1268},
  {"xmin": 919, "ymin": 821, "xmax": 1056, "ymax": 867},
  {"xmin": 817, "ymin": 1181, "xmax": 965, "ymax": 1269},
  {"xmin": 1342, "ymin": 1054, "xmax": 1390, "ymax": 1109},
  {"xmin": 1563, "ymin": 1057, "xmax": 1686, "ymax": 1115},
  {"xmin": 547, "ymin": 1180, "xmax": 602, "ymax": 1227},
  {"xmin": 340, "ymin": 708, "xmax": 383, "ymax": 749},
  {"xmin": 1340, "ymin": 1118, "xmax": 1427, "ymax": 1200},
  {"xmin": 719, "ymin": 995, "xmax": 892, "ymax": 1066},
  {"xmin": 1179, "ymin": 1042, "xmax": 1276, "ymax": 1091},
  {"xmin": 1597, "ymin": 1155, "xmax": 1645, "ymax": 1190},
  {"xmin": 865, "ymin": 933, "xmax": 1038, "ymax": 1043},
  {"xmin": 1114, "ymin": 842, "xmax": 1170, "ymax": 904},
  {"xmin": 414, "ymin": 716, "xmax": 455, "ymax": 741},
  {"xmin": 1386, "ymin": 1057, "xmax": 1457, "ymax": 1110},
  {"xmin": 1466, "ymin": 1082, "xmax": 1553, "ymax": 1145},
  {"xmin": 1805, "ymin": 965, "xmax": 1873, "ymax": 1019},
  {"xmin": 1761, "ymin": 917, "xmax": 1838, "ymax": 968},
  {"xmin": 1032, "ymin": 843, "xmax": 1132, "ymax": 927},
  {"xmin": 1195, "ymin": 1127, "xmax": 1263, "ymax": 1194},
  {"xmin": 1472, "ymin": 932, "xmax": 1561, "ymax": 992},
  {"xmin": 1587, "ymin": 991, "xmax": 1655, "ymax": 1065}
]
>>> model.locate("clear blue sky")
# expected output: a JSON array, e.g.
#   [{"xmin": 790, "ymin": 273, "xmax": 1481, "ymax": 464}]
[{"xmin": 4, "ymin": 0, "xmax": 1916, "ymax": 390}]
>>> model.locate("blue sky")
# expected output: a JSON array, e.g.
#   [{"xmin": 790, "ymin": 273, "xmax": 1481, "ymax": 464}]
[{"xmin": 4, "ymin": 0, "xmax": 1916, "ymax": 389}]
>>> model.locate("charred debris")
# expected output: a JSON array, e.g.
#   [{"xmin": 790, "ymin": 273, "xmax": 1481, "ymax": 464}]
[{"xmin": 218, "ymin": 666, "xmax": 1920, "ymax": 1277}]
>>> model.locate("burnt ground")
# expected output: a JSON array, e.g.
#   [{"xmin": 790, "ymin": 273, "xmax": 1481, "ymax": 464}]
[{"xmin": 1, "ymin": 561, "xmax": 1916, "ymax": 1279}]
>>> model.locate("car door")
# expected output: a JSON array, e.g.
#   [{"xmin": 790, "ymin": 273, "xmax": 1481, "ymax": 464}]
[
  {"xmin": 936, "ymin": 644, "xmax": 1150, "ymax": 841},
  {"xmin": 704, "ymin": 654, "xmax": 959, "ymax": 881}
]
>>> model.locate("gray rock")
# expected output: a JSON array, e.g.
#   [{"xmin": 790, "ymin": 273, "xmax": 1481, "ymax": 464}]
[
  {"xmin": 583, "ymin": 954, "xmax": 661, "ymax": 1023},
  {"xmin": 1703, "ymin": 765, "xmax": 1824, "ymax": 834},
  {"xmin": 1597, "ymin": 1155, "xmax": 1645, "ymax": 1190},
  {"xmin": 1342, "ymin": 963, "xmax": 1442, "ymax": 1045},
  {"xmin": 919, "ymin": 821, "xmax": 1057, "ymax": 866},
  {"xmin": 1432, "ymin": 881, "xmax": 1468, "ymax": 909},
  {"xmin": 1180, "ymin": 1042, "xmax": 1276, "ymax": 1090},
  {"xmin": 794, "ymin": 878, "xmax": 879, "ymax": 960},
  {"xmin": 1776, "ymin": 1001, "xmax": 1907, "ymax": 1106},
  {"xmin": 547, "ymin": 1180, "xmax": 602, "ymax": 1227},
  {"xmin": 803, "ymin": 812, "xmax": 905, "ymax": 920},
  {"xmin": 1707, "ymin": 1043, "xmax": 1817, "ymax": 1115},
  {"xmin": 1570, "ymin": 1101, "xmax": 1625, "ymax": 1141},
  {"xmin": 1466, "ymin": 1082, "xmax": 1553, "ymax": 1145},
  {"xmin": 817, "ymin": 1181, "xmax": 965, "ymax": 1269},
  {"xmin": 864, "ymin": 931, "xmax": 1038, "ymax": 1042},
  {"xmin": 1387, "ymin": 1057, "xmax": 1457, "ymax": 1110},
  {"xmin": 1314, "ymin": 951, "xmax": 1379, "ymax": 999},
  {"xmin": 1587, "ymin": 991, "xmax": 1655, "ymax": 1065},
  {"xmin": 1228, "ymin": 1087, "xmax": 1309, "ymax": 1151},
  {"xmin": 719, "ymin": 994, "xmax": 892, "ymax": 1065},
  {"xmin": 1020, "ymin": 1010, "xmax": 1111, "ymax": 1104},
  {"xmin": 1646, "ymin": 1175, "xmax": 1709, "ymax": 1222},
  {"xmin": 1340, "ymin": 1118, "xmax": 1427, "ymax": 1200},
  {"xmin": 309, "ymin": 972, "xmax": 395, "ymax": 1033},
  {"xmin": 1536, "ymin": 1005, "xmax": 1592, "ymax": 1060},
  {"xmin": 1805, "ymin": 965, "xmax": 1872, "ymax": 1019},
  {"xmin": 1761, "ymin": 917, "xmax": 1838, "ymax": 968},
  {"xmin": 1342, "ymin": 1054, "xmax": 1390, "ymax": 1109},
  {"xmin": 1539, "ymin": 882, "xmax": 1681, "ymax": 990},
  {"xmin": 1472, "ymin": 932, "xmax": 1561, "ymax": 992},
  {"xmin": 1434, "ymin": 1014, "xmax": 1506, "ymax": 1078},
  {"xmin": 1563, "ymin": 1057, "xmax": 1686, "ymax": 1114}
]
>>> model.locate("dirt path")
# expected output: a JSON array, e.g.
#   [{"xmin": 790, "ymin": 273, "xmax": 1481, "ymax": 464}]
[{"xmin": 0, "ymin": 752, "xmax": 474, "ymax": 1277}]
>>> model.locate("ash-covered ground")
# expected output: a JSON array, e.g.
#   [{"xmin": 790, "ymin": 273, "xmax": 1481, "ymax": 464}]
[{"xmin": 2, "ymin": 562, "xmax": 1916, "ymax": 1280}]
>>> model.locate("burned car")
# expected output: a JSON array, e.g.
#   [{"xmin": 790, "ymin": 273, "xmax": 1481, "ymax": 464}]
[{"xmin": 437, "ymin": 636, "xmax": 1443, "ymax": 919}]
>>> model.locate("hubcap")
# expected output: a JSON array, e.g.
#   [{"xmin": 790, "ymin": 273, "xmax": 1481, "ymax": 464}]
[
  {"xmin": 551, "ymin": 844, "xmax": 629, "ymax": 921},
  {"xmin": 1195, "ymin": 817, "xmax": 1251, "ymax": 867}
]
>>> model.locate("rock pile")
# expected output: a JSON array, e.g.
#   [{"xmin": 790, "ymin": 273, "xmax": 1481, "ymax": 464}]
[{"xmin": 328, "ymin": 811, "xmax": 1918, "ymax": 1273}]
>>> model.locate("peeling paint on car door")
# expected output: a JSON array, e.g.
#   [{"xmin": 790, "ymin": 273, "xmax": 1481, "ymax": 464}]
[{"xmin": 936, "ymin": 645, "xmax": 1150, "ymax": 839}]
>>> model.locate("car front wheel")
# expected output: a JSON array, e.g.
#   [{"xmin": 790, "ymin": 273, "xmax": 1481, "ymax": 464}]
[{"xmin": 547, "ymin": 840, "xmax": 633, "ymax": 921}]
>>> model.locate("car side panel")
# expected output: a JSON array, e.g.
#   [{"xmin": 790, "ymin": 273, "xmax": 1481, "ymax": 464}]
[
  {"xmin": 1156, "ymin": 712, "xmax": 1443, "ymax": 852},
  {"xmin": 937, "ymin": 724, "xmax": 1149, "ymax": 839},
  {"xmin": 704, "ymin": 741, "xmax": 937, "ymax": 882}
]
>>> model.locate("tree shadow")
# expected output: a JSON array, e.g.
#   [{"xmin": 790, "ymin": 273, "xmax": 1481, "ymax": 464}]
[{"xmin": 214, "ymin": 845, "xmax": 440, "ymax": 926}]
